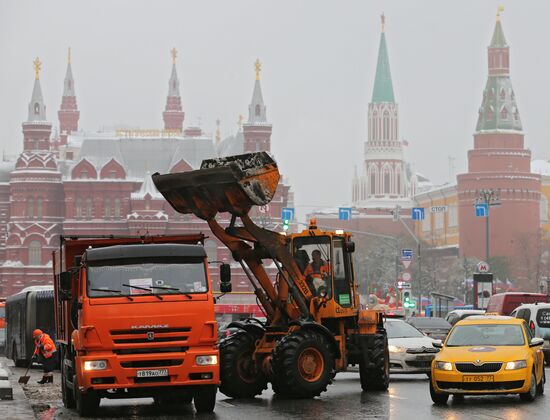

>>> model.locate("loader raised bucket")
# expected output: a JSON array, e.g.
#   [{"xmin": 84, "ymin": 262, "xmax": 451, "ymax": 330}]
[{"xmin": 152, "ymin": 151, "xmax": 280, "ymax": 220}]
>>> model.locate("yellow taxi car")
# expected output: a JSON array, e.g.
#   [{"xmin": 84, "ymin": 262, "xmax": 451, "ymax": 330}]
[{"xmin": 430, "ymin": 315, "xmax": 545, "ymax": 404}]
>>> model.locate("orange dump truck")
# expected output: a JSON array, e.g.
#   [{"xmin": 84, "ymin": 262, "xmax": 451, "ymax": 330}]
[{"xmin": 53, "ymin": 235, "xmax": 222, "ymax": 416}]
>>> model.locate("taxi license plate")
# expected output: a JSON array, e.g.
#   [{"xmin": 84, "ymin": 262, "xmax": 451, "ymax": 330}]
[
  {"xmin": 136, "ymin": 369, "xmax": 169, "ymax": 378},
  {"xmin": 463, "ymin": 375, "xmax": 494, "ymax": 383}
]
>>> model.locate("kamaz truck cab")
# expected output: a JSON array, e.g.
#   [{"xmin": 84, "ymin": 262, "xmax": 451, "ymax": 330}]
[{"xmin": 54, "ymin": 235, "xmax": 224, "ymax": 416}]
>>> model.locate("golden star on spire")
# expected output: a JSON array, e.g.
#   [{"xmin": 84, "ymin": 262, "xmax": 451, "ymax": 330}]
[
  {"xmin": 171, "ymin": 47, "xmax": 177, "ymax": 65},
  {"xmin": 496, "ymin": 5, "xmax": 504, "ymax": 21},
  {"xmin": 68, "ymin": 47, "xmax": 72, "ymax": 64},
  {"xmin": 33, "ymin": 57, "xmax": 42, "ymax": 80},
  {"xmin": 254, "ymin": 59, "xmax": 261, "ymax": 81},
  {"xmin": 381, "ymin": 12, "xmax": 385, "ymax": 33}
]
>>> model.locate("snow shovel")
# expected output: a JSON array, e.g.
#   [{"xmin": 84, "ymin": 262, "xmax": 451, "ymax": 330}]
[{"xmin": 18, "ymin": 359, "xmax": 34, "ymax": 384}]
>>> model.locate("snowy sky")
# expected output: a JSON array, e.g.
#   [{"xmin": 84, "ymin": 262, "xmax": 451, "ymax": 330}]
[{"xmin": 1, "ymin": 1, "xmax": 549, "ymax": 220}]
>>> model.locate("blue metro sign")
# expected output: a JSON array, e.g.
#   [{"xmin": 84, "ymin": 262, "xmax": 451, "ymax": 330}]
[
  {"xmin": 475, "ymin": 203, "xmax": 488, "ymax": 218},
  {"xmin": 412, "ymin": 207, "xmax": 425, "ymax": 221},
  {"xmin": 281, "ymin": 207, "xmax": 295, "ymax": 222},
  {"xmin": 338, "ymin": 207, "xmax": 352, "ymax": 221}
]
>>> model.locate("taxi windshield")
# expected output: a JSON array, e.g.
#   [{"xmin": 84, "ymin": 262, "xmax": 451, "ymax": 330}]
[{"xmin": 446, "ymin": 323, "xmax": 525, "ymax": 347}]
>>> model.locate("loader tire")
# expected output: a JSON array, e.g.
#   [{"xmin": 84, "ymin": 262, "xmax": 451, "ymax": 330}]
[
  {"xmin": 360, "ymin": 331, "xmax": 389, "ymax": 391},
  {"xmin": 272, "ymin": 330, "xmax": 334, "ymax": 399},
  {"xmin": 219, "ymin": 330, "xmax": 267, "ymax": 398}
]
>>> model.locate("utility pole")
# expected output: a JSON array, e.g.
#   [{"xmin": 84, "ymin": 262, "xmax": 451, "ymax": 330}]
[
  {"xmin": 392, "ymin": 205, "xmax": 423, "ymax": 315},
  {"xmin": 476, "ymin": 189, "xmax": 501, "ymax": 263}
]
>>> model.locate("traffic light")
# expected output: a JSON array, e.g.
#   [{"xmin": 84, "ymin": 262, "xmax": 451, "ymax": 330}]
[
  {"xmin": 403, "ymin": 291, "xmax": 411, "ymax": 308},
  {"xmin": 283, "ymin": 219, "xmax": 290, "ymax": 231}
]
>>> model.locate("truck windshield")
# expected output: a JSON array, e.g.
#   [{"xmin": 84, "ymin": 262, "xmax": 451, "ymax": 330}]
[{"xmin": 87, "ymin": 259, "xmax": 207, "ymax": 298}]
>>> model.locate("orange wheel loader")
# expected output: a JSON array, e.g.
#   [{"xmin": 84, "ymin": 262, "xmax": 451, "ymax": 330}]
[{"xmin": 152, "ymin": 152, "xmax": 389, "ymax": 399}]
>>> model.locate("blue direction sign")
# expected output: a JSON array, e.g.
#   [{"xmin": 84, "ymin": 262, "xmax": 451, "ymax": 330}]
[
  {"xmin": 281, "ymin": 207, "xmax": 295, "ymax": 222},
  {"xmin": 412, "ymin": 207, "xmax": 425, "ymax": 221},
  {"xmin": 339, "ymin": 207, "xmax": 352, "ymax": 221},
  {"xmin": 401, "ymin": 249, "xmax": 413, "ymax": 261},
  {"xmin": 475, "ymin": 203, "xmax": 488, "ymax": 217}
]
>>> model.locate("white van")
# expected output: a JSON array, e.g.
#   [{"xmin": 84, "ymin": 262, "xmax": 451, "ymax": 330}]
[{"xmin": 511, "ymin": 302, "xmax": 550, "ymax": 365}]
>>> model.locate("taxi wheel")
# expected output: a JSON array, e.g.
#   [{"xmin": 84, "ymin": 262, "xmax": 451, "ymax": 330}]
[
  {"xmin": 537, "ymin": 369, "xmax": 545, "ymax": 395},
  {"xmin": 429, "ymin": 379, "xmax": 448, "ymax": 405},
  {"xmin": 520, "ymin": 372, "xmax": 537, "ymax": 402}
]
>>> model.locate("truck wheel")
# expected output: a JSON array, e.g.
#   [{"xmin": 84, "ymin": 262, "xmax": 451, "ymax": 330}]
[
  {"xmin": 220, "ymin": 330, "xmax": 267, "ymax": 398},
  {"xmin": 272, "ymin": 330, "xmax": 334, "ymax": 399},
  {"xmin": 359, "ymin": 332, "xmax": 389, "ymax": 391},
  {"xmin": 75, "ymin": 386, "xmax": 100, "ymax": 417},
  {"xmin": 193, "ymin": 385, "xmax": 217, "ymax": 413},
  {"xmin": 61, "ymin": 373, "xmax": 76, "ymax": 409}
]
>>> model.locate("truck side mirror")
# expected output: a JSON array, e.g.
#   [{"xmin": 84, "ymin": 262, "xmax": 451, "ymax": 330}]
[
  {"xmin": 59, "ymin": 271, "xmax": 72, "ymax": 301},
  {"xmin": 220, "ymin": 263, "xmax": 232, "ymax": 293},
  {"xmin": 345, "ymin": 241, "xmax": 355, "ymax": 253}
]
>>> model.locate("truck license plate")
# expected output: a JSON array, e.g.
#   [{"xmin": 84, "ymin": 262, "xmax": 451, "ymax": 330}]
[
  {"xmin": 463, "ymin": 375, "xmax": 494, "ymax": 383},
  {"xmin": 136, "ymin": 369, "xmax": 169, "ymax": 378}
]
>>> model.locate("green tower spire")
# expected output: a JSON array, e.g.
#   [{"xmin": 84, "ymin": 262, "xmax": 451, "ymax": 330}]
[{"xmin": 371, "ymin": 14, "xmax": 395, "ymax": 104}]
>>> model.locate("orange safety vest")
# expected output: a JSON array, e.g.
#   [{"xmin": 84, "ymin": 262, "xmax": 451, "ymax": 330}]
[
  {"xmin": 34, "ymin": 333, "xmax": 57, "ymax": 359},
  {"xmin": 304, "ymin": 262, "xmax": 330, "ymax": 278}
]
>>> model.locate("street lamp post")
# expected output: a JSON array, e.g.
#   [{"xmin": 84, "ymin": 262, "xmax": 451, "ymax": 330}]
[{"xmin": 476, "ymin": 189, "xmax": 501, "ymax": 263}]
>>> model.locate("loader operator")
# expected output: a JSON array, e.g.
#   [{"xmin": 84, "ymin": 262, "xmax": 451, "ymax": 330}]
[
  {"xmin": 304, "ymin": 250, "xmax": 330, "ymax": 296},
  {"xmin": 32, "ymin": 329, "xmax": 57, "ymax": 384}
]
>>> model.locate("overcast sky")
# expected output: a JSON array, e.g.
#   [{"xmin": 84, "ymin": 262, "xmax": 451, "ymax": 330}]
[{"xmin": 1, "ymin": 1, "xmax": 550, "ymax": 219}]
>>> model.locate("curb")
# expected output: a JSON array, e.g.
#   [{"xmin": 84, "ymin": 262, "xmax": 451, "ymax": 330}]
[{"xmin": 0, "ymin": 359, "xmax": 37, "ymax": 419}]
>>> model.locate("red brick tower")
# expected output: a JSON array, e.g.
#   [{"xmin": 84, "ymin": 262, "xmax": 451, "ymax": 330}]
[
  {"xmin": 457, "ymin": 11, "xmax": 541, "ymax": 284},
  {"xmin": 1, "ymin": 58, "xmax": 65, "ymax": 294},
  {"xmin": 58, "ymin": 48, "xmax": 80, "ymax": 146},
  {"xmin": 162, "ymin": 48, "xmax": 185, "ymax": 132},
  {"xmin": 243, "ymin": 59, "xmax": 272, "ymax": 153}
]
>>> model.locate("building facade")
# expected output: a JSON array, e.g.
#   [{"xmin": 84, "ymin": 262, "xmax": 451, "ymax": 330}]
[{"xmin": 0, "ymin": 52, "xmax": 292, "ymax": 299}]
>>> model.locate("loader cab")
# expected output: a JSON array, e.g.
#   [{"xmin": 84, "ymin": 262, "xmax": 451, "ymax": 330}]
[{"xmin": 292, "ymin": 229, "xmax": 355, "ymax": 309}]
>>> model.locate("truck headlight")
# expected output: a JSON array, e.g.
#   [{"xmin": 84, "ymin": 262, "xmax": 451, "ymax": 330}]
[
  {"xmin": 196, "ymin": 355, "xmax": 218, "ymax": 366},
  {"xmin": 388, "ymin": 345, "xmax": 405, "ymax": 353},
  {"xmin": 505, "ymin": 360, "xmax": 527, "ymax": 370},
  {"xmin": 84, "ymin": 360, "xmax": 107, "ymax": 371},
  {"xmin": 435, "ymin": 361, "xmax": 453, "ymax": 371}
]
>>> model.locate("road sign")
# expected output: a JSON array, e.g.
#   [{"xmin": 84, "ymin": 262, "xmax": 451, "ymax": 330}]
[
  {"xmin": 475, "ymin": 203, "xmax": 488, "ymax": 217},
  {"xmin": 412, "ymin": 207, "xmax": 425, "ymax": 221},
  {"xmin": 338, "ymin": 207, "xmax": 352, "ymax": 221},
  {"xmin": 430, "ymin": 205, "xmax": 448, "ymax": 213},
  {"xmin": 476, "ymin": 261, "xmax": 490, "ymax": 273},
  {"xmin": 402, "ymin": 260, "xmax": 411, "ymax": 269},
  {"xmin": 397, "ymin": 281, "xmax": 411, "ymax": 290},
  {"xmin": 401, "ymin": 272, "xmax": 412, "ymax": 282},
  {"xmin": 258, "ymin": 205, "xmax": 270, "ymax": 214},
  {"xmin": 401, "ymin": 249, "xmax": 413, "ymax": 261},
  {"xmin": 281, "ymin": 207, "xmax": 294, "ymax": 221}
]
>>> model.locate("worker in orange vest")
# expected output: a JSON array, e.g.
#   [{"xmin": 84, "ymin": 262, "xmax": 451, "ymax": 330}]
[
  {"xmin": 304, "ymin": 250, "xmax": 331, "ymax": 296},
  {"xmin": 32, "ymin": 329, "xmax": 57, "ymax": 384}
]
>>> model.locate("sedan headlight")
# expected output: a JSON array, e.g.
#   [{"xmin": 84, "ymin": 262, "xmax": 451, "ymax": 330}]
[
  {"xmin": 388, "ymin": 345, "xmax": 406, "ymax": 353},
  {"xmin": 196, "ymin": 355, "xmax": 218, "ymax": 366},
  {"xmin": 505, "ymin": 360, "xmax": 527, "ymax": 370},
  {"xmin": 83, "ymin": 360, "xmax": 107, "ymax": 371},
  {"xmin": 435, "ymin": 361, "xmax": 453, "ymax": 371}
]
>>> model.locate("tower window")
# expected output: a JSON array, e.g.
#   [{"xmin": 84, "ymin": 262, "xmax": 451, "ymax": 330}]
[
  {"xmin": 104, "ymin": 198, "xmax": 111, "ymax": 219},
  {"xmin": 500, "ymin": 89, "xmax": 506, "ymax": 100},
  {"xmin": 26, "ymin": 198, "xmax": 34, "ymax": 218},
  {"xmin": 114, "ymin": 198, "xmax": 121, "ymax": 218},
  {"xmin": 255, "ymin": 104, "xmax": 261, "ymax": 117},
  {"xmin": 34, "ymin": 103, "xmax": 40, "ymax": 115},
  {"xmin": 86, "ymin": 198, "xmax": 93, "ymax": 219},
  {"xmin": 76, "ymin": 198, "xmax": 82, "ymax": 218},
  {"xmin": 384, "ymin": 171, "xmax": 390, "ymax": 194},
  {"xmin": 370, "ymin": 172, "xmax": 376, "ymax": 195},
  {"xmin": 501, "ymin": 107, "xmax": 508, "ymax": 120},
  {"xmin": 37, "ymin": 198, "xmax": 43, "ymax": 219},
  {"xmin": 28, "ymin": 241, "xmax": 42, "ymax": 265}
]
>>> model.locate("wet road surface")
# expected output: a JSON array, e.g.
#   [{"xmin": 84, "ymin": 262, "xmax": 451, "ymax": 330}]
[{"xmin": 23, "ymin": 370, "xmax": 550, "ymax": 420}]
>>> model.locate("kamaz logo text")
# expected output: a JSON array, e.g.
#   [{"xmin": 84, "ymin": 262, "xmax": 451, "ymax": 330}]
[{"xmin": 131, "ymin": 325, "xmax": 168, "ymax": 329}]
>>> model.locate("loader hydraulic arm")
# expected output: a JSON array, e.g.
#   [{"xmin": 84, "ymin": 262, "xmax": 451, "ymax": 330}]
[{"xmin": 152, "ymin": 151, "xmax": 314, "ymax": 321}]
